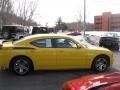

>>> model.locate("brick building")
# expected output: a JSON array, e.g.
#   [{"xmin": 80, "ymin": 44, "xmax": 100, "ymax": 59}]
[{"xmin": 94, "ymin": 12, "xmax": 120, "ymax": 31}]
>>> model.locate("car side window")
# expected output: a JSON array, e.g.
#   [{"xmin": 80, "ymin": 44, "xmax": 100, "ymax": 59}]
[
  {"xmin": 31, "ymin": 39, "xmax": 52, "ymax": 48},
  {"xmin": 55, "ymin": 38, "xmax": 77, "ymax": 48}
]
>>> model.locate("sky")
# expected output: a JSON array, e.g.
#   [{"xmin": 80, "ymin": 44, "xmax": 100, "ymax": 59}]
[{"xmin": 15, "ymin": 0, "xmax": 120, "ymax": 27}]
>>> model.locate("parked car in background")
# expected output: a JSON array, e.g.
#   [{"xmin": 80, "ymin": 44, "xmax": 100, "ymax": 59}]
[
  {"xmin": 67, "ymin": 31, "xmax": 81, "ymax": 36},
  {"xmin": 99, "ymin": 36, "xmax": 119, "ymax": 51},
  {"xmin": 63, "ymin": 72, "xmax": 120, "ymax": 90},
  {"xmin": 30, "ymin": 26, "xmax": 49, "ymax": 35},
  {"xmin": 1, "ymin": 25, "xmax": 29, "ymax": 40},
  {"xmin": 0, "ymin": 34, "xmax": 113, "ymax": 75}
]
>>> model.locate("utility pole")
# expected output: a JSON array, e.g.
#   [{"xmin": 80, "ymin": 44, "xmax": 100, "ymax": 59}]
[{"xmin": 83, "ymin": 0, "xmax": 86, "ymax": 36}]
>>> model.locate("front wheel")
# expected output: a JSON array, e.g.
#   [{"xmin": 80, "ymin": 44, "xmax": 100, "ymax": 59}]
[
  {"xmin": 92, "ymin": 56, "xmax": 109, "ymax": 72},
  {"xmin": 10, "ymin": 57, "xmax": 33, "ymax": 75}
]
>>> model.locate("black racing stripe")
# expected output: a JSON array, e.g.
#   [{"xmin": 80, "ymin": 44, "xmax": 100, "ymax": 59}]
[{"xmin": 13, "ymin": 47, "xmax": 35, "ymax": 50}]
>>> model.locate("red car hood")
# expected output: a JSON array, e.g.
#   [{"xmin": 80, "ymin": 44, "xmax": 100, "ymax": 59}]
[
  {"xmin": 97, "ymin": 82, "xmax": 120, "ymax": 90},
  {"xmin": 63, "ymin": 72, "xmax": 120, "ymax": 90}
]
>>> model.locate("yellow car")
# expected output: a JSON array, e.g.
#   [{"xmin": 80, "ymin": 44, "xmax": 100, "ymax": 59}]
[{"xmin": 0, "ymin": 34, "xmax": 113, "ymax": 75}]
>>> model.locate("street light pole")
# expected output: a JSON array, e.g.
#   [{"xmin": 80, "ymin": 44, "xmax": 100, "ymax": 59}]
[{"xmin": 83, "ymin": 0, "xmax": 86, "ymax": 36}]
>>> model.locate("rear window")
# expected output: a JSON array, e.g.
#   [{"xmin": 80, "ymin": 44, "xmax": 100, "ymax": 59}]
[
  {"xmin": 100, "ymin": 37, "xmax": 119, "ymax": 42},
  {"xmin": 2, "ymin": 26, "xmax": 16, "ymax": 33},
  {"xmin": 32, "ymin": 27, "xmax": 48, "ymax": 34},
  {"xmin": 2, "ymin": 26, "xmax": 25, "ymax": 33}
]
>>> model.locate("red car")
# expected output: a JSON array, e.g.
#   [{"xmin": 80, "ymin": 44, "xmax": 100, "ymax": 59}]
[
  {"xmin": 63, "ymin": 72, "xmax": 120, "ymax": 90},
  {"xmin": 67, "ymin": 32, "xmax": 81, "ymax": 36}
]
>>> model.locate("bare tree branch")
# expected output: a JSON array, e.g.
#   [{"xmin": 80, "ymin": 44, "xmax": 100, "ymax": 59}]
[
  {"xmin": 0, "ymin": 0, "xmax": 13, "ymax": 25},
  {"xmin": 14, "ymin": 0, "xmax": 38, "ymax": 26}
]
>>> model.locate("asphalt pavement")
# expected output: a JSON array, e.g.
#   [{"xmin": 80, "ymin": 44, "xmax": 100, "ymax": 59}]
[{"xmin": 0, "ymin": 51, "xmax": 119, "ymax": 90}]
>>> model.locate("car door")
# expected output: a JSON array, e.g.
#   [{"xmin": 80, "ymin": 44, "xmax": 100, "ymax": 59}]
[
  {"xmin": 54, "ymin": 38, "xmax": 86, "ymax": 69},
  {"xmin": 31, "ymin": 38, "xmax": 56, "ymax": 69}
]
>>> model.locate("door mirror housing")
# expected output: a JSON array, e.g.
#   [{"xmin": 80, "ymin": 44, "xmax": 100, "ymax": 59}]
[{"xmin": 76, "ymin": 44, "xmax": 81, "ymax": 48}]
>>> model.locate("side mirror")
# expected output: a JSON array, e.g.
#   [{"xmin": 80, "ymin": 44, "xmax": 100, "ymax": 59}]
[{"xmin": 77, "ymin": 44, "xmax": 81, "ymax": 48}]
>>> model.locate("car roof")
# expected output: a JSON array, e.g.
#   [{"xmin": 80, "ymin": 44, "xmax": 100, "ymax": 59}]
[
  {"xmin": 14, "ymin": 34, "xmax": 74, "ymax": 44},
  {"xmin": 25, "ymin": 34, "xmax": 71, "ymax": 38},
  {"xmin": 1, "ymin": 25, "xmax": 24, "ymax": 27}
]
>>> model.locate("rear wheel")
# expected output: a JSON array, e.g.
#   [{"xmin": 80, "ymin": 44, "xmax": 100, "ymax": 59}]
[
  {"xmin": 92, "ymin": 56, "xmax": 109, "ymax": 72},
  {"xmin": 10, "ymin": 57, "xmax": 33, "ymax": 75}
]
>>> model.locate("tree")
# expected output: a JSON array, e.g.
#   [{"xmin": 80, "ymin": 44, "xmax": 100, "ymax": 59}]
[
  {"xmin": 66, "ymin": 10, "xmax": 93, "ymax": 31},
  {"xmin": 55, "ymin": 17, "xmax": 68, "ymax": 31},
  {"xmin": 75, "ymin": 10, "xmax": 84, "ymax": 31},
  {"xmin": 14, "ymin": 0, "xmax": 38, "ymax": 26},
  {"xmin": 0, "ymin": 0, "xmax": 13, "ymax": 25},
  {"xmin": 86, "ymin": 23, "xmax": 93, "ymax": 31}
]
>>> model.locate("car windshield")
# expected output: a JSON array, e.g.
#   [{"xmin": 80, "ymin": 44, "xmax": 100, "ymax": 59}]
[
  {"xmin": 72, "ymin": 36, "xmax": 93, "ymax": 48},
  {"xmin": 2, "ymin": 26, "xmax": 25, "ymax": 33},
  {"xmin": 103, "ymin": 33, "xmax": 118, "ymax": 37}
]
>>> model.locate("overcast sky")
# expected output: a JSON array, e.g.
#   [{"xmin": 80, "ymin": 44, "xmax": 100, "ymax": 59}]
[{"xmin": 31, "ymin": 0, "xmax": 120, "ymax": 26}]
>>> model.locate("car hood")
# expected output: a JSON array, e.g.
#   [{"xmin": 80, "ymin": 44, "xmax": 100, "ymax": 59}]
[
  {"xmin": 89, "ymin": 46, "xmax": 110, "ymax": 51},
  {"xmin": 63, "ymin": 72, "xmax": 120, "ymax": 90}
]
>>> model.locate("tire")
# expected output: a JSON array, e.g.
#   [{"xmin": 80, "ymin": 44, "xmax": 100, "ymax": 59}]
[
  {"xmin": 92, "ymin": 56, "xmax": 109, "ymax": 72},
  {"xmin": 10, "ymin": 57, "xmax": 33, "ymax": 76}
]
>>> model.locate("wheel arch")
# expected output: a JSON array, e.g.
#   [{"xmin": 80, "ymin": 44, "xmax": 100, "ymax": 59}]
[
  {"xmin": 9, "ymin": 55, "xmax": 34, "ymax": 71},
  {"xmin": 91, "ymin": 54, "xmax": 110, "ymax": 67},
  {"xmin": 19, "ymin": 36, "xmax": 24, "ymax": 39}
]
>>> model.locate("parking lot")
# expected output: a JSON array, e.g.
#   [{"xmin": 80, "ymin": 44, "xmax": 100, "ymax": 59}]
[
  {"xmin": 0, "ymin": 32, "xmax": 119, "ymax": 90},
  {"xmin": 1, "ymin": 0, "xmax": 120, "ymax": 89},
  {"xmin": 0, "ymin": 50, "xmax": 119, "ymax": 90}
]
